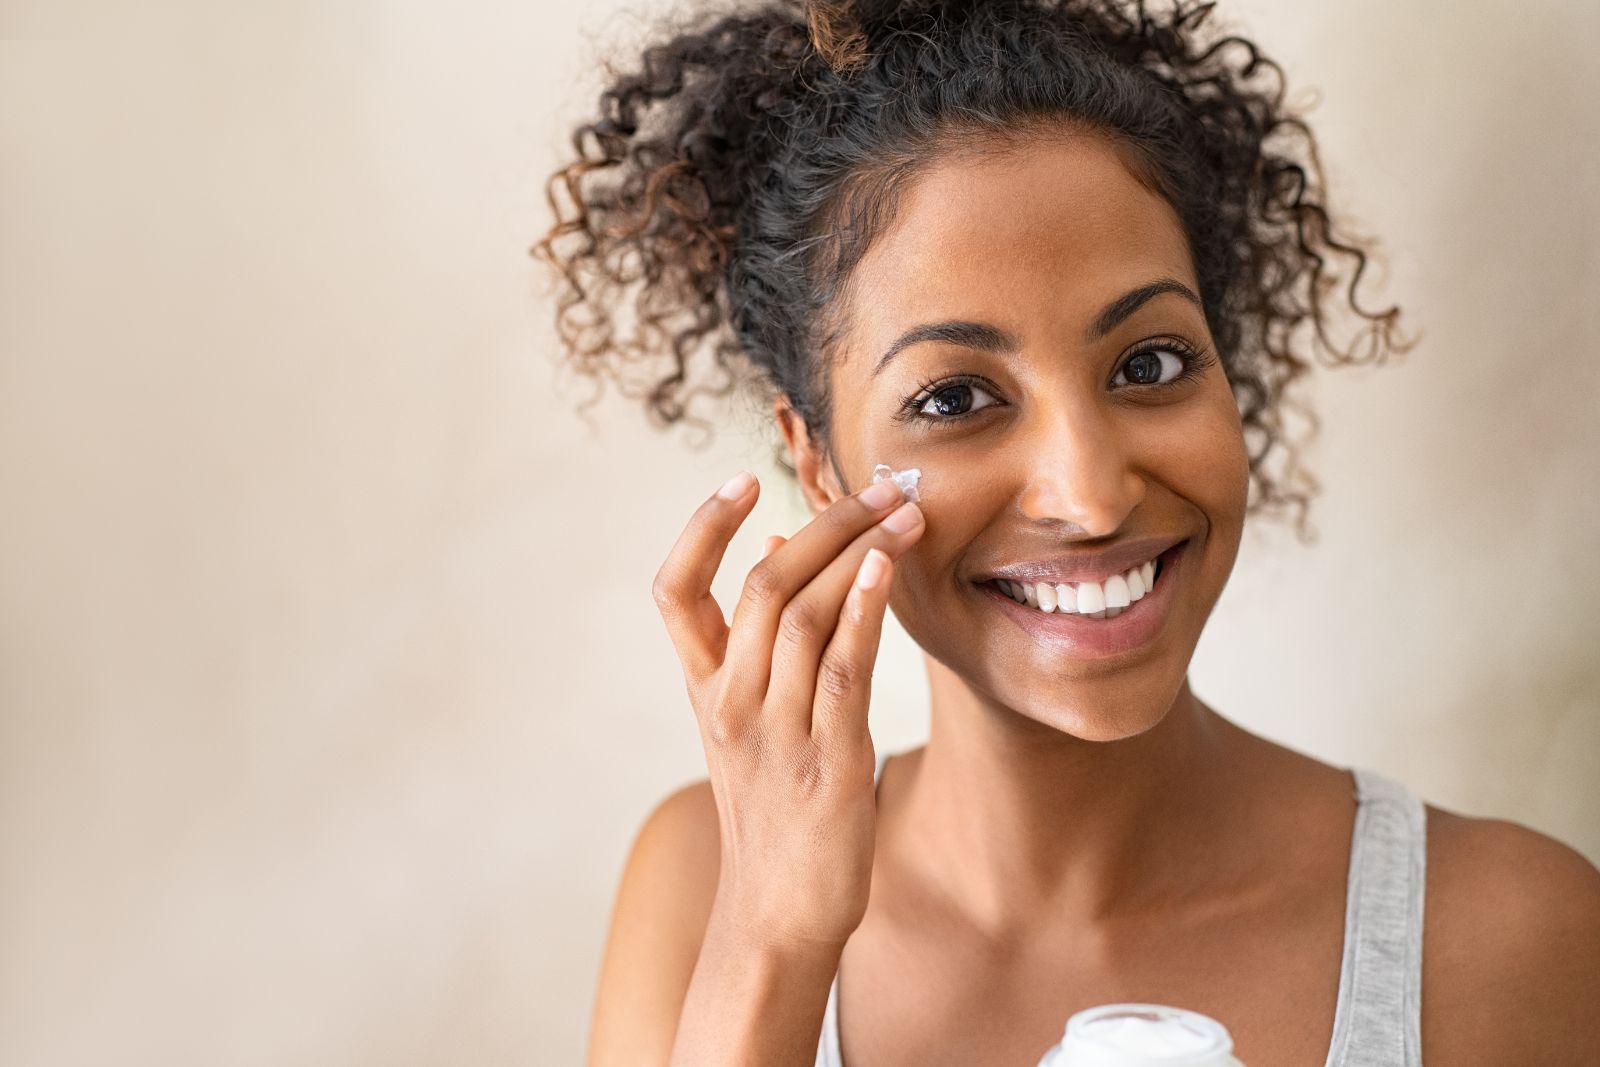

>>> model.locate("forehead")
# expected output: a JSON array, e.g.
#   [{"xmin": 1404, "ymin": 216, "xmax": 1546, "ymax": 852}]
[{"xmin": 839, "ymin": 133, "xmax": 1196, "ymax": 367}]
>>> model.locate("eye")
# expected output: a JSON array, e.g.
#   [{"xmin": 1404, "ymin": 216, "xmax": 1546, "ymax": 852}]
[
  {"xmin": 895, "ymin": 375, "xmax": 1002, "ymax": 424},
  {"xmin": 1111, "ymin": 339, "xmax": 1213, "ymax": 390}
]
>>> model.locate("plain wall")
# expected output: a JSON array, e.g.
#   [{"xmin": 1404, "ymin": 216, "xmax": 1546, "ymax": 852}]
[{"xmin": 1, "ymin": 0, "xmax": 1596, "ymax": 1063}]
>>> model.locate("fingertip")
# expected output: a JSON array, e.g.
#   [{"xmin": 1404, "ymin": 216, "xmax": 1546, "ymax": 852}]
[
  {"xmin": 715, "ymin": 469, "xmax": 757, "ymax": 501},
  {"xmin": 854, "ymin": 547, "xmax": 891, "ymax": 591}
]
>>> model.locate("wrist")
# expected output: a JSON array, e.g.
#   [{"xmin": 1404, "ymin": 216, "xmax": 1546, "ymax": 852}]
[{"xmin": 705, "ymin": 897, "xmax": 852, "ymax": 965}]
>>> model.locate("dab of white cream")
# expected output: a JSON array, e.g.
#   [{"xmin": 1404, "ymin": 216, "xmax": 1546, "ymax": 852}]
[{"xmin": 871, "ymin": 463, "xmax": 922, "ymax": 502}]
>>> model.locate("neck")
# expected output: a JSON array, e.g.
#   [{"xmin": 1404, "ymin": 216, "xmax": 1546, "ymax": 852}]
[{"xmin": 889, "ymin": 655, "xmax": 1252, "ymax": 940}]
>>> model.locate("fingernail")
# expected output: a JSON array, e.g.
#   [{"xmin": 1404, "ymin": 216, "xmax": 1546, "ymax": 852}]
[
  {"xmin": 881, "ymin": 501, "xmax": 922, "ymax": 533},
  {"xmin": 860, "ymin": 479, "xmax": 901, "ymax": 508},
  {"xmin": 716, "ymin": 470, "xmax": 755, "ymax": 500},
  {"xmin": 856, "ymin": 548, "xmax": 889, "ymax": 590}
]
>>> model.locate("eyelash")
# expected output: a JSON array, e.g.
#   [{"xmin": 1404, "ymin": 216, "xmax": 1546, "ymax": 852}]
[{"xmin": 892, "ymin": 338, "xmax": 1218, "ymax": 427}]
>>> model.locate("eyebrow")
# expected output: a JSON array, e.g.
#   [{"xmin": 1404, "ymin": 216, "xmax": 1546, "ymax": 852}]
[{"xmin": 870, "ymin": 277, "xmax": 1204, "ymax": 378}]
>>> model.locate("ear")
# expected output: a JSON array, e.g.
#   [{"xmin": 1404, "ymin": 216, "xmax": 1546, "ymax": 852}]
[{"xmin": 773, "ymin": 395, "xmax": 845, "ymax": 516}]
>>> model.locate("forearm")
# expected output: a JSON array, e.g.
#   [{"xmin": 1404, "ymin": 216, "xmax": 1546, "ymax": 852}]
[{"xmin": 668, "ymin": 907, "xmax": 844, "ymax": 1067}]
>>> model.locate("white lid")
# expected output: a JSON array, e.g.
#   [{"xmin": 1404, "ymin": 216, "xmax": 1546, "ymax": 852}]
[{"xmin": 1044, "ymin": 1003, "xmax": 1242, "ymax": 1067}]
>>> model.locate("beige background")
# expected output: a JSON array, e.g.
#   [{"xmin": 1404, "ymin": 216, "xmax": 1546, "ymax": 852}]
[{"xmin": 2, "ymin": 0, "xmax": 1596, "ymax": 1063}]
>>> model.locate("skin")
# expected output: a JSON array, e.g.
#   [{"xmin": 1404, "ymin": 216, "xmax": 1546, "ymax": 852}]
[{"xmin": 585, "ymin": 127, "xmax": 1600, "ymax": 1067}]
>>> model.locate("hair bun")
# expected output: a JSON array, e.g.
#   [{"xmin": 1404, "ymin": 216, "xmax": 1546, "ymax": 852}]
[{"xmin": 806, "ymin": 0, "xmax": 870, "ymax": 75}]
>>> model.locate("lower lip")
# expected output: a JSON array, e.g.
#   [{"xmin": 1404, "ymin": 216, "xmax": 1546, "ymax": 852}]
[{"xmin": 975, "ymin": 542, "xmax": 1187, "ymax": 660}]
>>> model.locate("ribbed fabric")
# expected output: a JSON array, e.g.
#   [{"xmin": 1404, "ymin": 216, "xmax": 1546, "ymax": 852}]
[
  {"xmin": 816, "ymin": 754, "xmax": 1427, "ymax": 1067},
  {"xmin": 1322, "ymin": 766, "xmax": 1427, "ymax": 1066}
]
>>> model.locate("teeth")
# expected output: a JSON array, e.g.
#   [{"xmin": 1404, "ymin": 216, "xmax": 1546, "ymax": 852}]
[
  {"xmin": 1036, "ymin": 582, "xmax": 1058, "ymax": 612},
  {"xmin": 1076, "ymin": 579, "xmax": 1106, "ymax": 614},
  {"xmin": 992, "ymin": 552, "xmax": 1167, "ymax": 619}
]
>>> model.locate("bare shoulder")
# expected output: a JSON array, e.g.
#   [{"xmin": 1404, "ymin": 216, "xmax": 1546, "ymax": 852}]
[
  {"xmin": 586, "ymin": 778, "xmax": 721, "ymax": 1067},
  {"xmin": 1423, "ymin": 803, "xmax": 1600, "ymax": 1063}
]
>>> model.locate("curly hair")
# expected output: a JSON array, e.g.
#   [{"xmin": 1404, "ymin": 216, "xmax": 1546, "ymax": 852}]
[{"xmin": 532, "ymin": 0, "xmax": 1417, "ymax": 541}]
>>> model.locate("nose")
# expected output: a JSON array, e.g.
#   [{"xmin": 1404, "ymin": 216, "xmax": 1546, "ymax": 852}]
[{"xmin": 1014, "ymin": 404, "xmax": 1146, "ymax": 536}]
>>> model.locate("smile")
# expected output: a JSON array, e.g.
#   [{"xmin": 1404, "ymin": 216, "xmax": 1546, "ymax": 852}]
[
  {"xmin": 973, "ymin": 541, "xmax": 1188, "ymax": 659},
  {"xmin": 991, "ymin": 553, "xmax": 1162, "ymax": 619}
]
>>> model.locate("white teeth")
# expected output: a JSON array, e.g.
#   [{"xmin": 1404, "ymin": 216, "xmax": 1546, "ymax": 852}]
[
  {"xmin": 1075, "ymin": 580, "xmax": 1106, "ymax": 614},
  {"xmin": 1036, "ymin": 582, "xmax": 1057, "ymax": 612},
  {"xmin": 994, "ymin": 552, "xmax": 1169, "ymax": 619}
]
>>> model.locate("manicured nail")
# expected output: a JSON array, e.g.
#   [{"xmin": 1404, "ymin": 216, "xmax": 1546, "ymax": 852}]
[
  {"xmin": 856, "ymin": 548, "xmax": 889, "ymax": 590},
  {"xmin": 880, "ymin": 501, "xmax": 922, "ymax": 533},
  {"xmin": 860, "ymin": 480, "xmax": 901, "ymax": 508},
  {"xmin": 716, "ymin": 470, "xmax": 755, "ymax": 500}
]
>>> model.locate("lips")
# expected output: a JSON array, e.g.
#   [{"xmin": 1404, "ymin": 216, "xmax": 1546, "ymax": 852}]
[
  {"xmin": 972, "ymin": 540, "xmax": 1189, "ymax": 659},
  {"xmin": 973, "ymin": 537, "xmax": 1188, "ymax": 587}
]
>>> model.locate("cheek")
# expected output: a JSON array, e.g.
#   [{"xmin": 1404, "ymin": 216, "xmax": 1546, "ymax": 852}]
[
  {"xmin": 890, "ymin": 460, "xmax": 1004, "ymax": 575},
  {"xmin": 1142, "ymin": 384, "xmax": 1250, "ymax": 510},
  {"xmin": 1195, "ymin": 392, "xmax": 1252, "ymax": 514}
]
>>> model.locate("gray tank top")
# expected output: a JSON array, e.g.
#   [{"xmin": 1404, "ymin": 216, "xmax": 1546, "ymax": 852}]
[{"xmin": 816, "ymin": 750, "xmax": 1426, "ymax": 1067}]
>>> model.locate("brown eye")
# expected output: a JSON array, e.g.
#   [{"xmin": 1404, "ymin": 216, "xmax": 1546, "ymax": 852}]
[
  {"xmin": 1111, "ymin": 340, "xmax": 1213, "ymax": 391},
  {"xmin": 914, "ymin": 380, "xmax": 999, "ymax": 420}
]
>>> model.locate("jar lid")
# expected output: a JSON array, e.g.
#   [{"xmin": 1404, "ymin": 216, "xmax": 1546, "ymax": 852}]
[{"xmin": 1055, "ymin": 1003, "xmax": 1239, "ymax": 1066}]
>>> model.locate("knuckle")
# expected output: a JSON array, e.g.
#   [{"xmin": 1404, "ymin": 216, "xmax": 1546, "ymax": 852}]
[
  {"xmin": 777, "ymin": 599, "xmax": 821, "ymax": 645},
  {"xmin": 650, "ymin": 567, "xmax": 681, "ymax": 612},
  {"xmin": 815, "ymin": 653, "xmax": 861, "ymax": 703},
  {"xmin": 789, "ymin": 743, "xmax": 861, "ymax": 797},
  {"xmin": 741, "ymin": 559, "xmax": 785, "ymax": 607},
  {"xmin": 700, "ymin": 677, "xmax": 764, "ymax": 751},
  {"xmin": 792, "ymin": 746, "xmax": 827, "ymax": 793},
  {"xmin": 702, "ymin": 704, "xmax": 749, "ymax": 749}
]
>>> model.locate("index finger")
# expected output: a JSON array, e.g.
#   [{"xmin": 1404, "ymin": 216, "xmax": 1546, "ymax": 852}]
[
  {"xmin": 720, "ymin": 478, "xmax": 907, "ymax": 696},
  {"xmin": 650, "ymin": 470, "xmax": 760, "ymax": 684}
]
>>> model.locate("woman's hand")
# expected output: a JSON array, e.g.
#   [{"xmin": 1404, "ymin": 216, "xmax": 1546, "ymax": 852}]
[{"xmin": 651, "ymin": 470, "xmax": 925, "ymax": 953}]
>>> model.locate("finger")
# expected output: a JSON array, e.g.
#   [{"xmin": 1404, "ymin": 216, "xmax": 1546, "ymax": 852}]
[
  {"xmin": 767, "ymin": 499, "xmax": 922, "ymax": 730},
  {"xmin": 721, "ymin": 478, "xmax": 907, "ymax": 705},
  {"xmin": 651, "ymin": 470, "xmax": 759, "ymax": 685},
  {"xmin": 811, "ymin": 548, "xmax": 893, "ymax": 747},
  {"xmin": 759, "ymin": 534, "xmax": 786, "ymax": 561}
]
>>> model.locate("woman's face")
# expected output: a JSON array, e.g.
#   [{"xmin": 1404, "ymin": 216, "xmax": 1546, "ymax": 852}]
[{"xmin": 785, "ymin": 132, "xmax": 1250, "ymax": 742}]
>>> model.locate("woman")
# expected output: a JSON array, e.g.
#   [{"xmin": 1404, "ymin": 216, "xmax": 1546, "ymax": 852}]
[{"xmin": 537, "ymin": 1, "xmax": 1600, "ymax": 1063}]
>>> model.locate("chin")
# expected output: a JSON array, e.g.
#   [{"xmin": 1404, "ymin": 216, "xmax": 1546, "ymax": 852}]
[{"xmin": 1013, "ymin": 683, "xmax": 1181, "ymax": 743}]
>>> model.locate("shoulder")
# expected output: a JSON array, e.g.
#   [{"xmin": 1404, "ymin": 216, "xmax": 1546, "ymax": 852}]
[
  {"xmin": 586, "ymin": 778, "xmax": 721, "ymax": 1066},
  {"xmin": 1423, "ymin": 803, "xmax": 1600, "ymax": 1062},
  {"xmin": 628, "ymin": 777, "xmax": 722, "ymax": 895}
]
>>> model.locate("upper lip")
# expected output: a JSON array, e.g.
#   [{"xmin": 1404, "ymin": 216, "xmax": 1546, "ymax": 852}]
[{"xmin": 973, "ymin": 537, "xmax": 1187, "ymax": 586}]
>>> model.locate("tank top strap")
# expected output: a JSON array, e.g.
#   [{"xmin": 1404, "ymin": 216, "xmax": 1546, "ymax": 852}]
[{"xmin": 1324, "ymin": 766, "xmax": 1427, "ymax": 1067}]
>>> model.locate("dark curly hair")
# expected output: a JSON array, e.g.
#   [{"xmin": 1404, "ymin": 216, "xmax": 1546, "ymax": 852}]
[{"xmin": 532, "ymin": 0, "xmax": 1417, "ymax": 541}]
